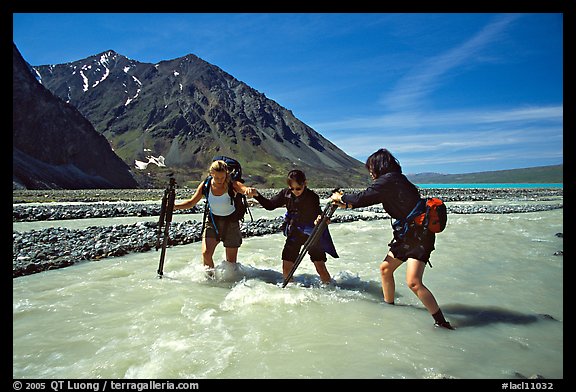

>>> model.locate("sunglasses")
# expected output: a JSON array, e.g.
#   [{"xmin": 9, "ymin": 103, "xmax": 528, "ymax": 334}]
[{"xmin": 289, "ymin": 186, "xmax": 303, "ymax": 191}]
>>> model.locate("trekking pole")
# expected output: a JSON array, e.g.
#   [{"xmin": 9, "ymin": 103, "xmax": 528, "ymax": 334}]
[
  {"xmin": 155, "ymin": 185, "xmax": 169, "ymax": 251},
  {"xmin": 157, "ymin": 175, "xmax": 176, "ymax": 278},
  {"xmin": 282, "ymin": 189, "xmax": 340, "ymax": 288}
]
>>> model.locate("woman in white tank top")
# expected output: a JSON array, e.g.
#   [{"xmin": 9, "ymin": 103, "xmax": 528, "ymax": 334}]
[
  {"xmin": 173, "ymin": 160, "xmax": 255, "ymax": 274},
  {"xmin": 207, "ymin": 187, "xmax": 236, "ymax": 217}
]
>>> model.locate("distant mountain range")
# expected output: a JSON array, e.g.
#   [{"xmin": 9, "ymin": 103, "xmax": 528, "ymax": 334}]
[
  {"xmin": 30, "ymin": 49, "xmax": 368, "ymax": 188},
  {"xmin": 406, "ymin": 164, "xmax": 563, "ymax": 184},
  {"xmin": 13, "ymin": 44, "xmax": 563, "ymax": 190}
]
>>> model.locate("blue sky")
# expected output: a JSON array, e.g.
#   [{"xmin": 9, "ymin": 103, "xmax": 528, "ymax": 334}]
[{"xmin": 13, "ymin": 13, "xmax": 563, "ymax": 175}]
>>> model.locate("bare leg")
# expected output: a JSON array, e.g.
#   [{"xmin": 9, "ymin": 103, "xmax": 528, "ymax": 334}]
[
  {"xmin": 405, "ymin": 258, "xmax": 440, "ymax": 314},
  {"xmin": 313, "ymin": 260, "xmax": 331, "ymax": 284},
  {"xmin": 380, "ymin": 252, "xmax": 403, "ymax": 304},
  {"xmin": 225, "ymin": 247, "xmax": 239, "ymax": 263},
  {"xmin": 201, "ymin": 237, "xmax": 219, "ymax": 269},
  {"xmin": 282, "ymin": 260, "xmax": 294, "ymax": 283},
  {"xmin": 405, "ymin": 258, "xmax": 453, "ymax": 329}
]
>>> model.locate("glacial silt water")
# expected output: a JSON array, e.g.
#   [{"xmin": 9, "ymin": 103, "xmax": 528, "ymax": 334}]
[{"xmin": 13, "ymin": 206, "xmax": 563, "ymax": 379}]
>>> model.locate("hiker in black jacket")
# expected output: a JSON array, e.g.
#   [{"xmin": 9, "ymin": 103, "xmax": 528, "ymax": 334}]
[
  {"xmin": 330, "ymin": 148, "xmax": 453, "ymax": 330},
  {"xmin": 248, "ymin": 170, "xmax": 338, "ymax": 285}
]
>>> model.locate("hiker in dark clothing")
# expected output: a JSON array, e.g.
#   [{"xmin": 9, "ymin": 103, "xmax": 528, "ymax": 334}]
[
  {"xmin": 248, "ymin": 170, "xmax": 337, "ymax": 285},
  {"xmin": 330, "ymin": 148, "xmax": 454, "ymax": 330}
]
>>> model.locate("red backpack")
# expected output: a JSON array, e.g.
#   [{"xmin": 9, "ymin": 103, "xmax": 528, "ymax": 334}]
[
  {"xmin": 413, "ymin": 197, "xmax": 447, "ymax": 233},
  {"xmin": 392, "ymin": 197, "xmax": 448, "ymax": 241}
]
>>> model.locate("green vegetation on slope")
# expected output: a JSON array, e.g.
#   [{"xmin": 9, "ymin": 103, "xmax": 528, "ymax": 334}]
[{"xmin": 406, "ymin": 164, "xmax": 563, "ymax": 184}]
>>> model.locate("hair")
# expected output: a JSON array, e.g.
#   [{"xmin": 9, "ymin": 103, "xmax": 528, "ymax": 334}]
[
  {"xmin": 209, "ymin": 160, "xmax": 230, "ymax": 178},
  {"xmin": 365, "ymin": 148, "xmax": 402, "ymax": 178},
  {"xmin": 286, "ymin": 169, "xmax": 306, "ymax": 186}
]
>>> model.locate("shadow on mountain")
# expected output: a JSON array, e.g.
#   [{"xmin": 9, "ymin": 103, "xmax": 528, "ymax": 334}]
[{"xmin": 442, "ymin": 303, "xmax": 559, "ymax": 328}]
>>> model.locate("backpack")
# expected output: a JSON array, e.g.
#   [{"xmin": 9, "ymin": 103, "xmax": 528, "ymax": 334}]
[
  {"xmin": 201, "ymin": 156, "xmax": 252, "ymax": 227},
  {"xmin": 392, "ymin": 197, "xmax": 447, "ymax": 240},
  {"xmin": 213, "ymin": 155, "xmax": 243, "ymax": 183},
  {"xmin": 413, "ymin": 197, "xmax": 447, "ymax": 233}
]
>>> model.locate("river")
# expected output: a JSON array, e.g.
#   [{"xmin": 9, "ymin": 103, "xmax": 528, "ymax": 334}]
[{"xmin": 13, "ymin": 203, "xmax": 563, "ymax": 379}]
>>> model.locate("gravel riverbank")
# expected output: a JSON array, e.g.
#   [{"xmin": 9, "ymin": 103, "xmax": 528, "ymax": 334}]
[
  {"xmin": 12, "ymin": 187, "xmax": 564, "ymax": 222},
  {"xmin": 12, "ymin": 188, "xmax": 563, "ymax": 278},
  {"xmin": 12, "ymin": 187, "xmax": 564, "ymax": 204}
]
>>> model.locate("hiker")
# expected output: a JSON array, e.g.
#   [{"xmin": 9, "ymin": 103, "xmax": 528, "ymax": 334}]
[
  {"xmin": 247, "ymin": 169, "xmax": 337, "ymax": 285},
  {"xmin": 330, "ymin": 148, "xmax": 454, "ymax": 330},
  {"xmin": 174, "ymin": 160, "xmax": 255, "ymax": 272}
]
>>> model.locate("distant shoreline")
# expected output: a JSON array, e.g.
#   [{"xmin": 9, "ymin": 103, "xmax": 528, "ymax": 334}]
[{"xmin": 416, "ymin": 183, "xmax": 563, "ymax": 189}]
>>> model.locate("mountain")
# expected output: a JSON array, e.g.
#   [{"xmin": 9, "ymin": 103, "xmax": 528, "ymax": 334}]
[
  {"xmin": 13, "ymin": 44, "xmax": 139, "ymax": 190},
  {"xmin": 406, "ymin": 164, "xmax": 563, "ymax": 184},
  {"xmin": 32, "ymin": 50, "xmax": 369, "ymax": 188}
]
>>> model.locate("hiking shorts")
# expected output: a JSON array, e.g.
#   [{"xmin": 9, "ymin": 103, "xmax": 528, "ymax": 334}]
[
  {"xmin": 203, "ymin": 214, "xmax": 242, "ymax": 248},
  {"xmin": 388, "ymin": 224, "xmax": 435, "ymax": 263},
  {"xmin": 282, "ymin": 230, "xmax": 327, "ymax": 263}
]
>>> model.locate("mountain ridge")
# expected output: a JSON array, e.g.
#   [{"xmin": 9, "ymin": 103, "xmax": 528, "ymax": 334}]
[
  {"xmin": 406, "ymin": 164, "xmax": 563, "ymax": 184},
  {"xmin": 24, "ymin": 49, "xmax": 562, "ymax": 189},
  {"xmin": 32, "ymin": 50, "xmax": 369, "ymax": 188},
  {"xmin": 12, "ymin": 44, "xmax": 139, "ymax": 190}
]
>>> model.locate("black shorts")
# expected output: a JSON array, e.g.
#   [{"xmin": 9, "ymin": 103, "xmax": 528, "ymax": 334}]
[
  {"xmin": 282, "ymin": 230, "xmax": 327, "ymax": 263},
  {"xmin": 388, "ymin": 224, "xmax": 435, "ymax": 263}
]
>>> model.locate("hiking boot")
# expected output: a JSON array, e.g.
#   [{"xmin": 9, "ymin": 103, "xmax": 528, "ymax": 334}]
[{"xmin": 434, "ymin": 321, "xmax": 455, "ymax": 330}]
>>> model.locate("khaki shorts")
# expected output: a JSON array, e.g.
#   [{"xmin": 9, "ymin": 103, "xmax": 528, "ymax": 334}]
[{"xmin": 203, "ymin": 214, "xmax": 242, "ymax": 248}]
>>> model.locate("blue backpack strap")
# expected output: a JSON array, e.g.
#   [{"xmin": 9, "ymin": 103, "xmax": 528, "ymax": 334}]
[
  {"xmin": 281, "ymin": 190, "xmax": 297, "ymax": 236},
  {"xmin": 392, "ymin": 198, "xmax": 427, "ymax": 240},
  {"xmin": 201, "ymin": 176, "xmax": 220, "ymax": 236},
  {"xmin": 202, "ymin": 176, "xmax": 211, "ymax": 197},
  {"xmin": 405, "ymin": 198, "xmax": 427, "ymax": 222}
]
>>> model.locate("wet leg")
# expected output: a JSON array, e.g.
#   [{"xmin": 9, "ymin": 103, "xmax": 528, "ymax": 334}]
[{"xmin": 380, "ymin": 253, "xmax": 403, "ymax": 304}]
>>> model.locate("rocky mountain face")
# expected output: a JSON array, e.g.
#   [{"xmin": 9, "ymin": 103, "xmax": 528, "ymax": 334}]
[
  {"xmin": 13, "ymin": 44, "xmax": 139, "ymax": 190},
  {"xmin": 33, "ymin": 50, "xmax": 369, "ymax": 188}
]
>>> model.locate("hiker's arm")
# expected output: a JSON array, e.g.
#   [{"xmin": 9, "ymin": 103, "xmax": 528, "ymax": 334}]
[
  {"xmin": 232, "ymin": 181, "xmax": 254, "ymax": 196},
  {"xmin": 254, "ymin": 189, "xmax": 285, "ymax": 210},
  {"xmin": 313, "ymin": 193, "xmax": 328, "ymax": 224},
  {"xmin": 339, "ymin": 177, "xmax": 386, "ymax": 208},
  {"xmin": 174, "ymin": 182, "xmax": 204, "ymax": 210},
  {"xmin": 314, "ymin": 200, "xmax": 332, "ymax": 225}
]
